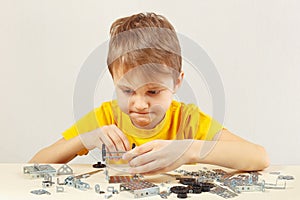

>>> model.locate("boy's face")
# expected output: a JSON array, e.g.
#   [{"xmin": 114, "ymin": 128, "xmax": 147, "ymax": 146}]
[{"xmin": 113, "ymin": 65, "xmax": 182, "ymax": 129}]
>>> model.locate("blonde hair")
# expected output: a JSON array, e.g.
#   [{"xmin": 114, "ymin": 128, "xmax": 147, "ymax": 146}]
[{"xmin": 107, "ymin": 12, "xmax": 182, "ymax": 79}]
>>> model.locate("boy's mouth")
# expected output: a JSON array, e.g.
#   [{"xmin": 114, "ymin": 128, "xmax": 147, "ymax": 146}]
[
  {"xmin": 130, "ymin": 111, "xmax": 151, "ymax": 116},
  {"xmin": 135, "ymin": 111, "xmax": 149, "ymax": 114},
  {"xmin": 129, "ymin": 113, "xmax": 153, "ymax": 128}
]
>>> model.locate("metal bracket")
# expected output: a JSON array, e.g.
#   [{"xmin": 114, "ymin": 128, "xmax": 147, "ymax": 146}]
[
  {"xmin": 57, "ymin": 164, "xmax": 73, "ymax": 175},
  {"xmin": 30, "ymin": 189, "xmax": 51, "ymax": 195}
]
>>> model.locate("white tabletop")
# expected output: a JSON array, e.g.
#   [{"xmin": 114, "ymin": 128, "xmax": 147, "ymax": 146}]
[{"xmin": 0, "ymin": 163, "xmax": 298, "ymax": 200}]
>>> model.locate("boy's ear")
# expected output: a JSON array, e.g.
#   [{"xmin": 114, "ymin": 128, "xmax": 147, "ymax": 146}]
[{"xmin": 173, "ymin": 71, "xmax": 184, "ymax": 93}]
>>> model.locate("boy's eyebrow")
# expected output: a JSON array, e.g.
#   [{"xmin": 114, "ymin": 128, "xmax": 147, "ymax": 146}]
[
  {"xmin": 144, "ymin": 83, "xmax": 168, "ymax": 89},
  {"xmin": 116, "ymin": 82, "xmax": 171, "ymax": 90},
  {"xmin": 116, "ymin": 84, "xmax": 133, "ymax": 89}
]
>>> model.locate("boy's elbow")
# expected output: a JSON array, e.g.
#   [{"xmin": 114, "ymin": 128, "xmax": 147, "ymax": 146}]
[
  {"xmin": 258, "ymin": 146, "xmax": 270, "ymax": 170},
  {"xmin": 236, "ymin": 145, "xmax": 269, "ymax": 171},
  {"xmin": 246, "ymin": 145, "xmax": 270, "ymax": 171}
]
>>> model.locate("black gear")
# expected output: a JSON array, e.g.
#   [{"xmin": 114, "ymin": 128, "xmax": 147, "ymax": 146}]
[
  {"xmin": 177, "ymin": 193, "xmax": 188, "ymax": 198},
  {"xmin": 197, "ymin": 182, "xmax": 215, "ymax": 192},
  {"xmin": 187, "ymin": 185, "xmax": 202, "ymax": 194},
  {"xmin": 170, "ymin": 186, "xmax": 189, "ymax": 194},
  {"xmin": 92, "ymin": 161, "xmax": 106, "ymax": 168},
  {"xmin": 178, "ymin": 178, "xmax": 196, "ymax": 186}
]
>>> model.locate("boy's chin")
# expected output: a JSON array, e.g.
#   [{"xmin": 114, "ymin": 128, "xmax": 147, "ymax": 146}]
[{"xmin": 131, "ymin": 119, "xmax": 154, "ymax": 129}]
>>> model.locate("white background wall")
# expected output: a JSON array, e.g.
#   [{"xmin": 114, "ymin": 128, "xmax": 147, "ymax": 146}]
[{"xmin": 0, "ymin": 0, "xmax": 299, "ymax": 164}]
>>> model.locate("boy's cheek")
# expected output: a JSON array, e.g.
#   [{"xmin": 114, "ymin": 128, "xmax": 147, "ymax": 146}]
[
  {"xmin": 116, "ymin": 94, "xmax": 130, "ymax": 114},
  {"xmin": 118, "ymin": 103, "xmax": 129, "ymax": 114}
]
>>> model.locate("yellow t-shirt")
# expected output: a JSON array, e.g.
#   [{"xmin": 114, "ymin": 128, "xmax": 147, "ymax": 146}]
[{"xmin": 62, "ymin": 100, "xmax": 223, "ymax": 155}]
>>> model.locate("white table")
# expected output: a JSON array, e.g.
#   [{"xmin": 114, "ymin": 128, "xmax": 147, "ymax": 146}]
[{"xmin": 0, "ymin": 163, "xmax": 298, "ymax": 199}]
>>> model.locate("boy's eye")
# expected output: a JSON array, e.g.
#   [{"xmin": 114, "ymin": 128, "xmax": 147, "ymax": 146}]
[
  {"xmin": 123, "ymin": 89, "xmax": 134, "ymax": 94},
  {"xmin": 147, "ymin": 90, "xmax": 160, "ymax": 95}
]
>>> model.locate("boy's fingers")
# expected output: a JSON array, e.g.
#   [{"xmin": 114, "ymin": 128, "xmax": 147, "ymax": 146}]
[
  {"xmin": 122, "ymin": 141, "xmax": 154, "ymax": 160},
  {"xmin": 112, "ymin": 125, "xmax": 130, "ymax": 151},
  {"xmin": 99, "ymin": 131, "xmax": 118, "ymax": 153},
  {"xmin": 129, "ymin": 150, "xmax": 156, "ymax": 167},
  {"xmin": 106, "ymin": 129, "xmax": 125, "ymax": 152},
  {"xmin": 100, "ymin": 126, "xmax": 126, "ymax": 152},
  {"xmin": 128, "ymin": 160, "xmax": 161, "ymax": 174},
  {"xmin": 122, "ymin": 149, "xmax": 135, "ymax": 160}
]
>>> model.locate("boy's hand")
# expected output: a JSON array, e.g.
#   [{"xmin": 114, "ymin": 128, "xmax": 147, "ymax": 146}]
[
  {"xmin": 122, "ymin": 140, "xmax": 196, "ymax": 175},
  {"xmin": 79, "ymin": 125, "xmax": 130, "ymax": 153}
]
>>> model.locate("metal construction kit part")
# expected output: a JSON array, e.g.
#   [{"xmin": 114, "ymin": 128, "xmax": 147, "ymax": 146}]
[
  {"xmin": 56, "ymin": 186, "xmax": 64, "ymax": 192},
  {"xmin": 65, "ymin": 176, "xmax": 75, "ymax": 186},
  {"xmin": 177, "ymin": 178, "xmax": 196, "ymax": 186},
  {"xmin": 222, "ymin": 171, "xmax": 265, "ymax": 194},
  {"xmin": 64, "ymin": 176, "xmax": 90, "ymax": 190},
  {"xmin": 42, "ymin": 174, "xmax": 55, "ymax": 188},
  {"xmin": 93, "ymin": 161, "xmax": 106, "ymax": 168},
  {"xmin": 30, "ymin": 189, "xmax": 51, "ymax": 195},
  {"xmin": 23, "ymin": 163, "xmax": 56, "ymax": 178},
  {"xmin": 74, "ymin": 179, "xmax": 90, "ymax": 190},
  {"xmin": 235, "ymin": 184, "xmax": 265, "ymax": 192},
  {"xmin": 102, "ymin": 144, "xmax": 126, "ymax": 160},
  {"xmin": 210, "ymin": 185, "xmax": 238, "ymax": 198},
  {"xmin": 278, "ymin": 175, "xmax": 295, "ymax": 180},
  {"xmin": 265, "ymin": 179, "xmax": 287, "ymax": 190},
  {"xmin": 105, "ymin": 168, "xmax": 109, "ymax": 181},
  {"xmin": 170, "ymin": 185, "xmax": 190, "ymax": 198},
  {"xmin": 170, "ymin": 186, "xmax": 189, "ymax": 194},
  {"xmin": 187, "ymin": 185, "xmax": 202, "ymax": 194},
  {"xmin": 107, "ymin": 186, "xmax": 119, "ymax": 194},
  {"xmin": 265, "ymin": 183, "xmax": 287, "ymax": 190},
  {"xmin": 170, "ymin": 183, "xmax": 213, "ymax": 196},
  {"xmin": 159, "ymin": 190, "xmax": 171, "ymax": 199},
  {"xmin": 198, "ymin": 182, "xmax": 215, "ymax": 192},
  {"xmin": 57, "ymin": 164, "xmax": 73, "ymax": 175},
  {"xmin": 57, "ymin": 177, "xmax": 65, "ymax": 185},
  {"xmin": 104, "ymin": 193, "xmax": 113, "ymax": 199},
  {"xmin": 102, "ymin": 143, "xmax": 136, "ymax": 161},
  {"xmin": 42, "ymin": 180, "xmax": 54, "ymax": 187},
  {"xmin": 177, "ymin": 193, "xmax": 188, "ymax": 198},
  {"xmin": 269, "ymin": 171, "xmax": 281, "ymax": 175},
  {"xmin": 109, "ymin": 175, "xmax": 134, "ymax": 183},
  {"xmin": 120, "ymin": 180, "xmax": 160, "ymax": 198},
  {"xmin": 95, "ymin": 184, "xmax": 105, "ymax": 194},
  {"xmin": 265, "ymin": 177, "xmax": 285, "ymax": 187},
  {"xmin": 95, "ymin": 184, "xmax": 100, "ymax": 193}
]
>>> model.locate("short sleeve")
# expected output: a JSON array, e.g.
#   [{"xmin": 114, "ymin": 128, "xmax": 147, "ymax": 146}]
[
  {"xmin": 198, "ymin": 111, "xmax": 223, "ymax": 140},
  {"xmin": 182, "ymin": 104, "xmax": 223, "ymax": 140}
]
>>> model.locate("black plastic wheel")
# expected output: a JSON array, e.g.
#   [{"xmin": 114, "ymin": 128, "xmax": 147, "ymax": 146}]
[
  {"xmin": 92, "ymin": 161, "xmax": 106, "ymax": 168},
  {"xmin": 177, "ymin": 193, "xmax": 188, "ymax": 198},
  {"xmin": 170, "ymin": 186, "xmax": 189, "ymax": 194}
]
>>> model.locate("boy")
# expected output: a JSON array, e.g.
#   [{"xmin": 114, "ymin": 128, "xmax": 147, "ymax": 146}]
[{"xmin": 30, "ymin": 12, "xmax": 269, "ymax": 175}]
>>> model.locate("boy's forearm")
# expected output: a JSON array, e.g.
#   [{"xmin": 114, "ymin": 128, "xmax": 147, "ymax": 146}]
[
  {"xmin": 188, "ymin": 140, "xmax": 269, "ymax": 171},
  {"xmin": 29, "ymin": 137, "xmax": 85, "ymax": 163}
]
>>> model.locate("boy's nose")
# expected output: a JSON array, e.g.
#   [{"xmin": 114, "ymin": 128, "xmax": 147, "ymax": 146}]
[{"xmin": 131, "ymin": 95, "xmax": 149, "ymax": 111}]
